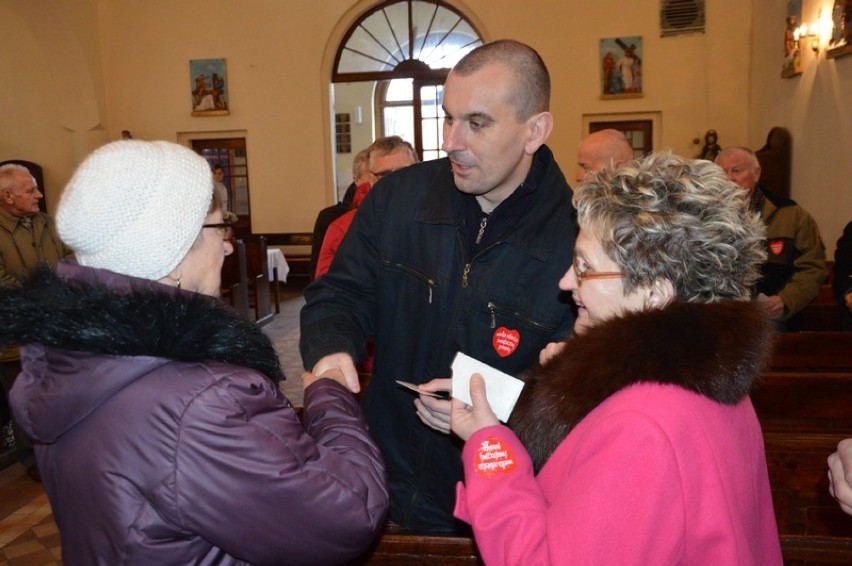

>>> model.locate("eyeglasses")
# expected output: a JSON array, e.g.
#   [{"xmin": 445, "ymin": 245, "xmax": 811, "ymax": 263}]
[
  {"xmin": 202, "ymin": 223, "xmax": 234, "ymax": 240},
  {"xmin": 572, "ymin": 257, "xmax": 623, "ymax": 285}
]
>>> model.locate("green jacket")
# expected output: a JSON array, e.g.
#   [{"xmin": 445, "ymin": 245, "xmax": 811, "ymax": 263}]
[
  {"xmin": 0, "ymin": 207, "xmax": 71, "ymax": 361},
  {"xmin": 758, "ymin": 189, "xmax": 827, "ymax": 321},
  {"xmin": 0, "ymin": 207, "xmax": 71, "ymax": 287}
]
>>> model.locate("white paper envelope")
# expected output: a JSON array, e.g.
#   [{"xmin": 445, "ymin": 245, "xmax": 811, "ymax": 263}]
[{"xmin": 451, "ymin": 352, "xmax": 525, "ymax": 422}]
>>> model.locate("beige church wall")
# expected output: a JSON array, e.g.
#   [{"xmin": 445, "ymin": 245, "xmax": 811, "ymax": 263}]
[
  {"xmin": 95, "ymin": 0, "xmax": 364, "ymax": 234},
  {"xmin": 451, "ymin": 0, "xmax": 752, "ymax": 178},
  {"xmin": 0, "ymin": 0, "xmax": 109, "ymax": 214},
  {"xmin": 332, "ymin": 82, "xmax": 376, "ymax": 198},
  {"xmin": 328, "ymin": 0, "xmax": 751, "ymax": 183},
  {"xmin": 3, "ymin": 0, "xmax": 845, "ymax": 251},
  {"xmin": 750, "ymin": 0, "xmax": 851, "ymax": 257}
]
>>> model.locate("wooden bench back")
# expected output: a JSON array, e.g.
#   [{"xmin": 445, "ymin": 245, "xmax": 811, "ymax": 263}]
[
  {"xmin": 353, "ymin": 533, "xmax": 482, "ymax": 565},
  {"xmin": 768, "ymin": 332, "xmax": 852, "ymax": 372},
  {"xmin": 220, "ymin": 238, "xmax": 251, "ymax": 320},
  {"xmin": 243, "ymin": 235, "xmax": 273, "ymax": 325},
  {"xmin": 751, "ymin": 366, "xmax": 852, "ymax": 552},
  {"xmin": 752, "ymin": 371, "xmax": 852, "ymax": 432},
  {"xmin": 264, "ymin": 232, "xmax": 313, "ymax": 280},
  {"xmin": 764, "ymin": 432, "xmax": 852, "ymax": 564}
]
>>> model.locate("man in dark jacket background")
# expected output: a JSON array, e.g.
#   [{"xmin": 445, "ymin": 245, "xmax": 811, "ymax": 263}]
[
  {"xmin": 835, "ymin": 221, "xmax": 852, "ymax": 331},
  {"xmin": 301, "ymin": 39, "xmax": 577, "ymax": 533},
  {"xmin": 307, "ymin": 148, "xmax": 370, "ymax": 281}
]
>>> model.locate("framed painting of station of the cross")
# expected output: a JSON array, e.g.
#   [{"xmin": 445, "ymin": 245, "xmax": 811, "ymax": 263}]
[{"xmin": 600, "ymin": 36, "xmax": 644, "ymax": 99}]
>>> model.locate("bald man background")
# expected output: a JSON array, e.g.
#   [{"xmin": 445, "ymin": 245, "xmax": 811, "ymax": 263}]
[{"xmin": 575, "ymin": 129, "xmax": 635, "ymax": 183}]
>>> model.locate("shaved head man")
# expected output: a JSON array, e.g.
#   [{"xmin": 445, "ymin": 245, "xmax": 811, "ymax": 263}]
[
  {"xmin": 576, "ymin": 129, "xmax": 634, "ymax": 183},
  {"xmin": 301, "ymin": 39, "xmax": 577, "ymax": 533}
]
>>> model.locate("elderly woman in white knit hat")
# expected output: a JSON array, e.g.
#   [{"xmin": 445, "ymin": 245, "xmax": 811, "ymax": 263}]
[{"xmin": 0, "ymin": 140, "xmax": 388, "ymax": 565}]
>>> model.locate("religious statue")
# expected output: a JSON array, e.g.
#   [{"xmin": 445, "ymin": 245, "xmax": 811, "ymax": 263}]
[
  {"xmin": 831, "ymin": 0, "xmax": 851, "ymax": 46},
  {"xmin": 698, "ymin": 130, "xmax": 722, "ymax": 161}
]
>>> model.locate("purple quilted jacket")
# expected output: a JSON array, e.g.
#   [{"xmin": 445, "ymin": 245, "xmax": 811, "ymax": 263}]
[{"xmin": 6, "ymin": 263, "xmax": 388, "ymax": 565}]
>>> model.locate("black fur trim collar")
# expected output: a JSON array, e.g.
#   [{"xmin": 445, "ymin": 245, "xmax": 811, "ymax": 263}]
[{"xmin": 0, "ymin": 266, "xmax": 283, "ymax": 383}]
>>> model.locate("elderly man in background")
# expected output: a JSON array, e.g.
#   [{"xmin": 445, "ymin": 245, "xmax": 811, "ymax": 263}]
[
  {"xmin": 715, "ymin": 147, "xmax": 828, "ymax": 331},
  {"xmin": 575, "ymin": 128, "xmax": 635, "ymax": 183},
  {"xmin": 315, "ymin": 136, "xmax": 418, "ymax": 278},
  {"xmin": 0, "ymin": 163, "xmax": 72, "ymax": 481}
]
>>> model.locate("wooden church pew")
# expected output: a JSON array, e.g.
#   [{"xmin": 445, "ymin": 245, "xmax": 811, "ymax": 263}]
[
  {"xmin": 763, "ymin": 432, "xmax": 852, "ymax": 564},
  {"xmin": 220, "ymin": 238, "xmax": 251, "ymax": 321},
  {"xmin": 243, "ymin": 235, "xmax": 274, "ymax": 326},
  {"xmin": 768, "ymin": 332, "xmax": 852, "ymax": 372}
]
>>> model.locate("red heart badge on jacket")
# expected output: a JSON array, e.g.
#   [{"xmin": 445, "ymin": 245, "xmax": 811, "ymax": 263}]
[
  {"xmin": 769, "ymin": 240, "xmax": 784, "ymax": 255},
  {"xmin": 474, "ymin": 436, "xmax": 517, "ymax": 477},
  {"xmin": 492, "ymin": 327, "xmax": 520, "ymax": 358}
]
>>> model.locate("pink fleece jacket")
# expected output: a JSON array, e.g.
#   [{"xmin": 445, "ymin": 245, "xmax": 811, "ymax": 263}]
[{"xmin": 454, "ymin": 382, "xmax": 783, "ymax": 565}]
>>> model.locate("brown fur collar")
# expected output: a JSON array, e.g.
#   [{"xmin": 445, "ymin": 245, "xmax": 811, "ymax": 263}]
[{"xmin": 509, "ymin": 301, "xmax": 774, "ymax": 472}]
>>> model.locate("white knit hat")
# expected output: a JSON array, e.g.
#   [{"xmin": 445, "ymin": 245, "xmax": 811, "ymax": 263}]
[{"xmin": 57, "ymin": 140, "xmax": 214, "ymax": 280}]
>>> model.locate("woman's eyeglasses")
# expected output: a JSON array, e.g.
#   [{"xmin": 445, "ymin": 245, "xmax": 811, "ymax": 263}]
[
  {"xmin": 572, "ymin": 257, "xmax": 623, "ymax": 285},
  {"xmin": 202, "ymin": 223, "xmax": 234, "ymax": 241}
]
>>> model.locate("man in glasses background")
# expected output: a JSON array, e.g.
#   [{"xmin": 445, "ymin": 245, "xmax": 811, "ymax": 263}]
[{"xmin": 314, "ymin": 136, "xmax": 417, "ymax": 279}]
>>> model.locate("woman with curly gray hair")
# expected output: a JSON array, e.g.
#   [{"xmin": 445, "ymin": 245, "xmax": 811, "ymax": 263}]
[{"xmin": 451, "ymin": 152, "xmax": 783, "ymax": 565}]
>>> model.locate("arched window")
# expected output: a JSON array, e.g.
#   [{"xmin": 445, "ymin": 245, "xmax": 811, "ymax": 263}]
[{"xmin": 333, "ymin": 1, "xmax": 483, "ymax": 162}]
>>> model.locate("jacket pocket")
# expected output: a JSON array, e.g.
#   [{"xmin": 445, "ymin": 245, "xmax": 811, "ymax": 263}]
[
  {"xmin": 379, "ymin": 259, "xmax": 437, "ymax": 304},
  {"xmin": 486, "ymin": 301, "xmax": 557, "ymax": 332},
  {"xmin": 460, "ymin": 300, "xmax": 560, "ymax": 373}
]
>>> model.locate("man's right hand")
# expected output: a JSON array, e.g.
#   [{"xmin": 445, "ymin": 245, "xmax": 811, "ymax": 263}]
[{"xmin": 312, "ymin": 352, "xmax": 360, "ymax": 393}]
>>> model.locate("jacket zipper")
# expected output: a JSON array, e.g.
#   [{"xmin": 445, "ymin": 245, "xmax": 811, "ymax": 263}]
[
  {"xmin": 475, "ymin": 215, "xmax": 488, "ymax": 245},
  {"xmin": 487, "ymin": 301, "xmax": 554, "ymax": 331},
  {"xmin": 381, "ymin": 259, "xmax": 437, "ymax": 303},
  {"xmin": 461, "ymin": 241, "xmax": 501, "ymax": 288}
]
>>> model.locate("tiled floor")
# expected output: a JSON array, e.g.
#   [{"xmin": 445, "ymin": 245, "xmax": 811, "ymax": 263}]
[
  {"xmin": 0, "ymin": 470, "xmax": 60, "ymax": 565},
  {"xmin": 263, "ymin": 288, "xmax": 307, "ymax": 407},
  {"xmin": 0, "ymin": 286, "xmax": 307, "ymax": 565}
]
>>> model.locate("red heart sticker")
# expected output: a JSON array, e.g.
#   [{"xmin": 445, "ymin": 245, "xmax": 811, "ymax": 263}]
[
  {"xmin": 492, "ymin": 326, "xmax": 520, "ymax": 358},
  {"xmin": 769, "ymin": 240, "xmax": 784, "ymax": 256},
  {"xmin": 474, "ymin": 436, "xmax": 517, "ymax": 477}
]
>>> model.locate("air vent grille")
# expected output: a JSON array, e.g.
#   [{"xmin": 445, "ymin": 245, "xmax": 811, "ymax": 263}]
[{"xmin": 661, "ymin": 0, "xmax": 705, "ymax": 37}]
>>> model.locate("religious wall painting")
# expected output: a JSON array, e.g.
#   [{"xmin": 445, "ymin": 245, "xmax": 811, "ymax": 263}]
[
  {"xmin": 190, "ymin": 58, "xmax": 229, "ymax": 116},
  {"xmin": 827, "ymin": 0, "xmax": 852, "ymax": 59},
  {"xmin": 600, "ymin": 36, "xmax": 643, "ymax": 99},
  {"xmin": 782, "ymin": 0, "xmax": 804, "ymax": 77}
]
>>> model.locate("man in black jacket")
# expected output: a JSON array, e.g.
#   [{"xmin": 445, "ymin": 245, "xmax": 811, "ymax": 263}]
[{"xmin": 301, "ymin": 40, "xmax": 577, "ymax": 533}]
